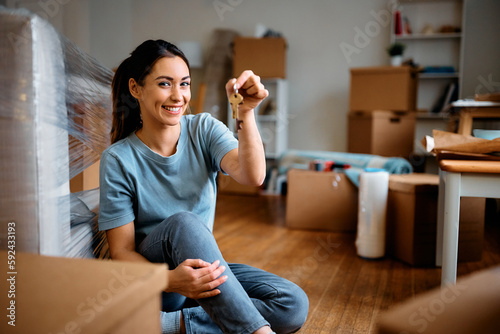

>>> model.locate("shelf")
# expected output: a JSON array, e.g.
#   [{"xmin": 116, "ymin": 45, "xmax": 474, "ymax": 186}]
[
  {"xmin": 451, "ymin": 99, "xmax": 500, "ymax": 108},
  {"xmin": 419, "ymin": 72, "xmax": 460, "ymax": 79},
  {"xmin": 391, "ymin": 0, "xmax": 464, "ymax": 111},
  {"xmin": 395, "ymin": 32, "xmax": 462, "ymax": 40},
  {"xmin": 416, "ymin": 112, "xmax": 451, "ymax": 120}
]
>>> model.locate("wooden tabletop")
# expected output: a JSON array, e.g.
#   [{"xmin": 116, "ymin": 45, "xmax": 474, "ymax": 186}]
[{"xmin": 439, "ymin": 159, "xmax": 500, "ymax": 173}]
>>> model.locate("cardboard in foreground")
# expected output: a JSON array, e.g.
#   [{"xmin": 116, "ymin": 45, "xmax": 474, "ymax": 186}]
[{"xmin": 0, "ymin": 251, "xmax": 168, "ymax": 334}]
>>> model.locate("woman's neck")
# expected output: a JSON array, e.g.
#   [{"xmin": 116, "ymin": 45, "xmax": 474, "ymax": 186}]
[{"xmin": 136, "ymin": 122, "xmax": 181, "ymax": 157}]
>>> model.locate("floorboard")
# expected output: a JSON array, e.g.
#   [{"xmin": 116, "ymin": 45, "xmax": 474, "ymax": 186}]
[{"xmin": 213, "ymin": 193, "xmax": 500, "ymax": 333}]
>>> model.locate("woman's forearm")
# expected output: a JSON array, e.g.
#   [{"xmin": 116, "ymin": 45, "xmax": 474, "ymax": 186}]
[{"xmin": 235, "ymin": 109, "xmax": 266, "ymax": 186}]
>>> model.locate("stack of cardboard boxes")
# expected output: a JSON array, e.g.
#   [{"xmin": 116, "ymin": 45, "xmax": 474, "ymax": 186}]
[
  {"xmin": 347, "ymin": 66, "xmax": 484, "ymax": 264},
  {"xmin": 285, "ymin": 66, "xmax": 485, "ymax": 265},
  {"xmin": 285, "ymin": 67, "xmax": 421, "ymax": 234},
  {"xmin": 348, "ymin": 66, "xmax": 418, "ymax": 158}
]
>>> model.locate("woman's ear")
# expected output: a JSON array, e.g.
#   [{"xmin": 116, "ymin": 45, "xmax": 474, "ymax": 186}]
[{"xmin": 129, "ymin": 78, "xmax": 141, "ymax": 100}]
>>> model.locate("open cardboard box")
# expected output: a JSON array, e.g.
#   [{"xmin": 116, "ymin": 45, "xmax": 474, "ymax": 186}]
[
  {"xmin": 286, "ymin": 169, "xmax": 358, "ymax": 232},
  {"xmin": 0, "ymin": 251, "xmax": 167, "ymax": 334}
]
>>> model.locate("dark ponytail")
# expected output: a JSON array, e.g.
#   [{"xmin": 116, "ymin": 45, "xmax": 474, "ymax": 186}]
[{"xmin": 110, "ymin": 40, "xmax": 191, "ymax": 144}]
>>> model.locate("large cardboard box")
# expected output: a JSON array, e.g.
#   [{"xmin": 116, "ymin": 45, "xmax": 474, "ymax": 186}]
[
  {"xmin": 286, "ymin": 169, "xmax": 358, "ymax": 232},
  {"xmin": 0, "ymin": 251, "xmax": 167, "ymax": 333},
  {"xmin": 349, "ymin": 66, "xmax": 418, "ymax": 111},
  {"xmin": 233, "ymin": 37, "xmax": 287, "ymax": 78},
  {"xmin": 378, "ymin": 266, "xmax": 500, "ymax": 334},
  {"xmin": 348, "ymin": 110, "xmax": 416, "ymax": 158},
  {"xmin": 386, "ymin": 173, "xmax": 485, "ymax": 266}
]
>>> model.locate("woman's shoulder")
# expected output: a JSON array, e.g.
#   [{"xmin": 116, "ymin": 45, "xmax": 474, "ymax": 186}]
[
  {"xmin": 184, "ymin": 112, "xmax": 211, "ymax": 124},
  {"xmin": 101, "ymin": 134, "xmax": 135, "ymax": 160},
  {"xmin": 183, "ymin": 112, "xmax": 225, "ymax": 130}
]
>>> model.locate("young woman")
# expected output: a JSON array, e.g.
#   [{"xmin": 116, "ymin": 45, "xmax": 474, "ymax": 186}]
[{"xmin": 98, "ymin": 40, "xmax": 309, "ymax": 334}]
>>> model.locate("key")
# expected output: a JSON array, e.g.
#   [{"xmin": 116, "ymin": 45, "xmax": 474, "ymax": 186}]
[{"xmin": 229, "ymin": 83, "xmax": 243, "ymax": 130}]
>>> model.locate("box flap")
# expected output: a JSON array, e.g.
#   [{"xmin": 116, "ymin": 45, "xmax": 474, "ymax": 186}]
[
  {"xmin": 348, "ymin": 110, "xmax": 416, "ymax": 119},
  {"xmin": 350, "ymin": 65, "xmax": 416, "ymax": 75},
  {"xmin": 389, "ymin": 173, "xmax": 439, "ymax": 193}
]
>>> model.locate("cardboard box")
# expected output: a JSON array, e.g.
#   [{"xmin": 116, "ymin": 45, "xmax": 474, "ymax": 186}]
[
  {"xmin": 350, "ymin": 66, "xmax": 418, "ymax": 111},
  {"xmin": 218, "ymin": 172, "xmax": 260, "ymax": 195},
  {"xmin": 233, "ymin": 37, "xmax": 287, "ymax": 78},
  {"xmin": 348, "ymin": 110, "xmax": 416, "ymax": 158},
  {"xmin": 286, "ymin": 169, "xmax": 358, "ymax": 232},
  {"xmin": 386, "ymin": 173, "xmax": 485, "ymax": 266},
  {"xmin": 70, "ymin": 160, "xmax": 100, "ymax": 192},
  {"xmin": 0, "ymin": 251, "xmax": 167, "ymax": 333},
  {"xmin": 378, "ymin": 266, "xmax": 500, "ymax": 334}
]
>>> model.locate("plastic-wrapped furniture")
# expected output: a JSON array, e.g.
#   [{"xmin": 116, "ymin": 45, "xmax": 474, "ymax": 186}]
[{"xmin": 0, "ymin": 7, "xmax": 113, "ymax": 257}]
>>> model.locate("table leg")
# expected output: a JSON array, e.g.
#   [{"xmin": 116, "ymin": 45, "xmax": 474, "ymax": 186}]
[
  {"xmin": 436, "ymin": 169, "xmax": 446, "ymax": 267},
  {"xmin": 441, "ymin": 171, "xmax": 461, "ymax": 286}
]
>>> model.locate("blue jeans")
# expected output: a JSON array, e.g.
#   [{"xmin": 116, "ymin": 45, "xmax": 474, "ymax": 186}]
[{"xmin": 137, "ymin": 212, "xmax": 309, "ymax": 334}]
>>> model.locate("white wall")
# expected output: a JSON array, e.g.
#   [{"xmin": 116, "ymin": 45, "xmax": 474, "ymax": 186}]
[
  {"xmin": 15, "ymin": 0, "xmax": 396, "ymax": 152},
  {"xmin": 461, "ymin": 0, "xmax": 500, "ymax": 99}
]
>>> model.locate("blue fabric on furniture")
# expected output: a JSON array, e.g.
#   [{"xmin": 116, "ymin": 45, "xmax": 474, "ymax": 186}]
[{"xmin": 278, "ymin": 150, "xmax": 413, "ymax": 187}]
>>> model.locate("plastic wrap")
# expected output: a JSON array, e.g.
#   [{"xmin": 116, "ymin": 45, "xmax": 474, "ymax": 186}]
[
  {"xmin": 0, "ymin": 7, "xmax": 113, "ymax": 257},
  {"xmin": 355, "ymin": 170, "xmax": 389, "ymax": 259}
]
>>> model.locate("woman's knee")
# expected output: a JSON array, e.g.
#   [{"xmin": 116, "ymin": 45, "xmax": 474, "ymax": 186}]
[
  {"xmin": 161, "ymin": 211, "xmax": 209, "ymax": 239},
  {"xmin": 167, "ymin": 211, "xmax": 202, "ymax": 227},
  {"xmin": 140, "ymin": 212, "xmax": 209, "ymax": 252},
  {"xmin": 275, "ymin": 281, "xmax": 309, "ymax": 333},
  {"xmin": 289, "ymin": 283, "xmax": 309, "ymax": 330}
]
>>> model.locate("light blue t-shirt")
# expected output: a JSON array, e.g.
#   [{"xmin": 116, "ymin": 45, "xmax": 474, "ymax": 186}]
[{"xmin": 98, "ymin": 113, "xmax": 238, "ymax": 246}]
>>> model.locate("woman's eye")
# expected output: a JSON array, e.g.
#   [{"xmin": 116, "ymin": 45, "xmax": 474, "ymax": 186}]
[
  {"xmin": 181, "ymin": 82, "xmax": 191, "ymax": 87},
  {"xmin": 159, "ymin": 81, "xmax": 171, "ymax": 87}
]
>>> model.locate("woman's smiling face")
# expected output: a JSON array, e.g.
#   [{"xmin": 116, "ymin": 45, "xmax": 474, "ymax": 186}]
[{"xmin": 130, "ymin": 56, "xmax": 191, "ymax": 128}]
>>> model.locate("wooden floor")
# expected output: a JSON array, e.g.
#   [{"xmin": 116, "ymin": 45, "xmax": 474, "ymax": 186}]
[{"xmin": 212, "ymin": 193, "xmax": 500, "ymax": 334}]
